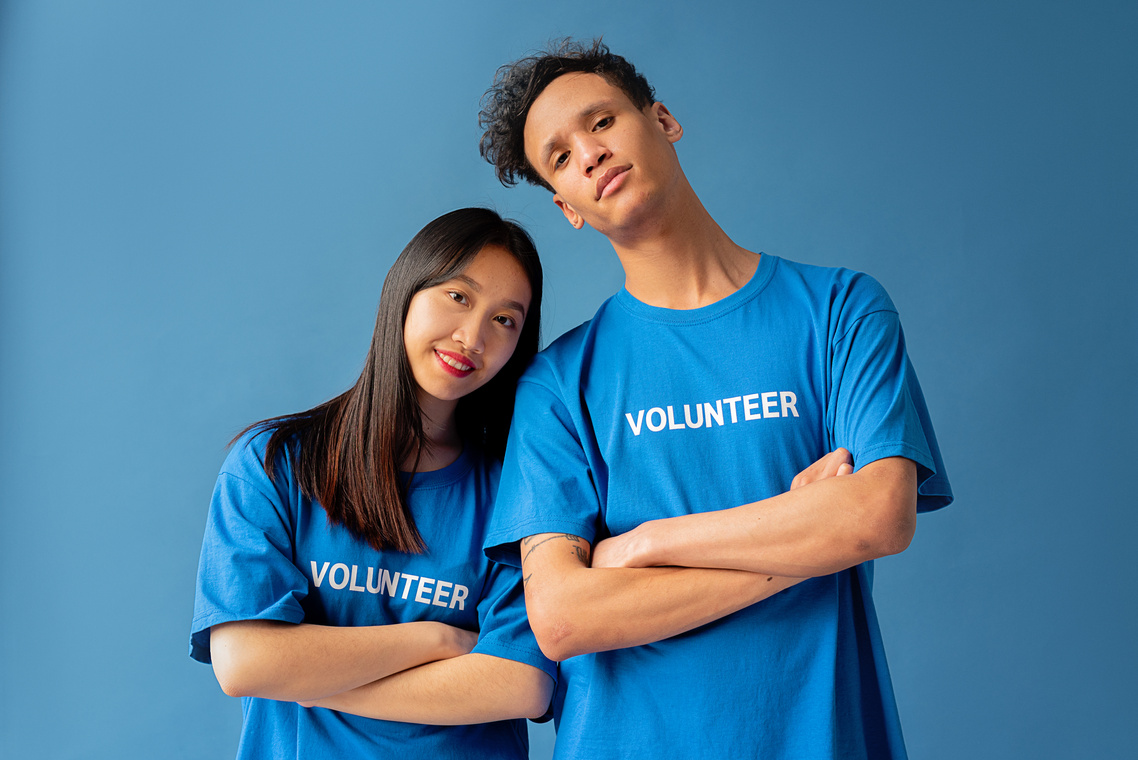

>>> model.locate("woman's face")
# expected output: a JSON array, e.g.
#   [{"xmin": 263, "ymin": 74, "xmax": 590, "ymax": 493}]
[{"xmin": 402, "ymin": 244, "xmax": 532, "ymax": 420}]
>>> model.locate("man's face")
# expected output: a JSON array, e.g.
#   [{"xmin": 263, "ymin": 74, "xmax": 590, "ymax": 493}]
[{"xmin": 522, "ymin": 73, "xmax": 683, "ymax": 236}]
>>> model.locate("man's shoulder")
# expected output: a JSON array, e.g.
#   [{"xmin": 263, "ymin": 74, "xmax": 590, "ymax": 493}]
[
  {"xmin": 521, "ymin": 295, "xmax": 621, "ymax": 382},
  {"xmin": 761, "ymin": 255, "xmax": 899, "ymax": 338}
]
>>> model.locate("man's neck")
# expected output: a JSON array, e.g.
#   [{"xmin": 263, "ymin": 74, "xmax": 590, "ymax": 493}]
[{"xmin": 608, "ymin": 183, "xmax": 759, "ymax": 310}]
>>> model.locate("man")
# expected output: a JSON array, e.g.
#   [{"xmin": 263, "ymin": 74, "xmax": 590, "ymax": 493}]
[{"xmin": 478, "ymin": 39, "xmax": 952, "ymax": 759}]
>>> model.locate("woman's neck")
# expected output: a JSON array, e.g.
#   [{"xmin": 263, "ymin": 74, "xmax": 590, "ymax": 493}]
[{"xmin": 405, "ymin": 403, "xmax": 463, "ymax": 472}]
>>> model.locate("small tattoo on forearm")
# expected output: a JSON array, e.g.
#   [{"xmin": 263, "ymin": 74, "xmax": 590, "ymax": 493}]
[
  {"xmin": 523, "ymin": 573, "xmax": 533, "ymax": 586},
  {"xmin": 574, "ymin": 545, "xmax": 589, "ymax": 563}
]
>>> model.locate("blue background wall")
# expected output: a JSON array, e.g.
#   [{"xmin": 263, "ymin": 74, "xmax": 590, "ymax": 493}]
[{"xmin": 2, "ymin": 1, "xmax": 1134, "ymax": 758}]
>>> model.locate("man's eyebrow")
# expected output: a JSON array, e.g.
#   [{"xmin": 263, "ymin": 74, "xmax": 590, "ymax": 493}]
[{"xmin": 537, "ymin": 100, "xmax": 615, "ymax": 164}]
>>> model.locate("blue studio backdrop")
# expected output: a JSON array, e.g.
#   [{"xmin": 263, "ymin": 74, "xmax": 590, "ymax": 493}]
[{"xmin": 1, "ymin": 2, "xmax": 1135, "ymax": 758}]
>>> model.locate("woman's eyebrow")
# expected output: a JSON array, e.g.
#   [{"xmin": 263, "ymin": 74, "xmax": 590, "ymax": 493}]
[
  {"xmin": 501, "ymin": 299, "xmax": 527, "ymax": 318},
  {"xmin": 452, "ymin": 274, "xmax": 527, "ymax": 317},
  {"xmin": 451, "ymin": 274, "xmax": 481, "ymax": 292}
]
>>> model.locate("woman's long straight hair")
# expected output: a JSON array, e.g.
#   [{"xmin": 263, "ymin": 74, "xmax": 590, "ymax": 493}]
[{"xmin": 240, "ymin": 208, "xmax": 543, "ymax": 553}]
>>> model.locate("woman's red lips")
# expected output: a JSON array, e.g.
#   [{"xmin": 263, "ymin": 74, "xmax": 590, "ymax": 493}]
[
  {"xmin": 435, "ymin": 349, "xmax": 475, "ymax": 377},
  {"xmin": 595, "ymin": 165, "xmax": 631, "ymax": 200}
]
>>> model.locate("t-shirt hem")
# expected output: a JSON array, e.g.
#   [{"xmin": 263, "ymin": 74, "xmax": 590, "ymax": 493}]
[
  {"xmin": 854, "ymin": 441, "xmax": 954, "ymax": 512},
  {"xmin": 484, "ymin": 520, "xmax": 598, "ymax": 567},
  {"xmin": 472, "ymin": 639, "xmax": 558, "ymax": 681},
  {"xmin": 189, "ymin": 606, "xmax": 305, "ymax": 664}
]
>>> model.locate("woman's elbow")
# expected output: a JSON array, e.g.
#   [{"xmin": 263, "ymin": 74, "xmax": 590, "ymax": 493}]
[
  {"xmin": 211, "ymin": 656, "xmax": 255, "ymax": 698},
  {"xmin": 518, "ymin": 673, "xmax": 555, "ymax": 720},
  {"xmin": 209, "ymin": 625, "xmax": 265, "ymax": 697}
]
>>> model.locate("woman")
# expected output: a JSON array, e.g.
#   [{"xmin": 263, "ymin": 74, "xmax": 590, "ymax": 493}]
[{"xmin": 190, "ymin": 208, "xmax": 553, "ymax": 759}]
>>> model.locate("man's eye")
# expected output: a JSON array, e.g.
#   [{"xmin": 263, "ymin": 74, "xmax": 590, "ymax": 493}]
[
  {"xmin": 594, "ymin": 116, "xmax": 612, "ymax": 130},
  {"xmin": 554, "ymin": 152, "xmax": 569, "ymax": 168}
]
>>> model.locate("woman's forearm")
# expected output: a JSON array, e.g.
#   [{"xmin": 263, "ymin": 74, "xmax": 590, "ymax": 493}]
[
  {"xmin": 209, "ymin": 619, "xmax": 476, "ymax": 702},
  {"xmin": 302, "ymin": 653, "xmax": 553, "ymax": 724}
]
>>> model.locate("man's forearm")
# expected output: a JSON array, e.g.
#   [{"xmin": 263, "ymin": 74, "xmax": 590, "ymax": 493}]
[
  {"xmin": 209, "ymin": 620, "xmax": 474, "ymax": 702},
  {"xmin": 522, "ymin": 534, "xmax": 802, "ymax": 661},
  {"xmin": 596, "ymin": 457, "xmax": 918, "ymax": 577},
  {"xmin": 302, "ymin": 653, "xmax": 553, "ymax": 723}
]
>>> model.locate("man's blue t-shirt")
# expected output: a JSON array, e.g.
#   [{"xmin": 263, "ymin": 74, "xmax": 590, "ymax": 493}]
[
  {"xmin": 486, "ymin": 254, "xmax": 952, "ymax": 759},
  {"xmin": 191, "ymin": 431, "xmax": 555, "ymax": 759}
]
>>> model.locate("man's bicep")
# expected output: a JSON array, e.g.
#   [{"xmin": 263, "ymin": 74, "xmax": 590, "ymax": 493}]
[
  {"xmin": 520, "ymin": 533, "xmax": 592, "ymax": 583},
  {"xmin": 516, "ymin": 533, "xmax": 593, "ymax": 660}
]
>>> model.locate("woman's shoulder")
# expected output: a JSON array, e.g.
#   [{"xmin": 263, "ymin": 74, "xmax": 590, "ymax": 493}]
[{"xmin": 219, "ymin": 423, "xmax": 300, "ymax": 488}]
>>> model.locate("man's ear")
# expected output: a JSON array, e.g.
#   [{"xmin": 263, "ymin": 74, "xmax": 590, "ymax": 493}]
[
  {"xmin": 651, "ymin": 102, "xmax": 683, "ymax": 144},
  {"xmin": 554, "ymin": 195, "xmax": 585, "ymax": 230}
]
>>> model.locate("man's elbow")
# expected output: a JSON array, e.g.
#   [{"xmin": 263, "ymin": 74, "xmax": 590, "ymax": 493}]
[
  {"xmin": 530, "ymin": 614, "xmax": 583, "ymax": 662},
  {"xmin": 526, "ymin": 592, "xmax": 589, "ymax": 662},
  {"xmin": 851, "ymin": 458, "xmax": 918, "ymax": 559},
  {"xmin": 874, "ymin": 509, "xmax": 916, "ymax": 556},
  {"xmin": 860, "ymin": 491, "xmax": 917, "ymax": 558}
]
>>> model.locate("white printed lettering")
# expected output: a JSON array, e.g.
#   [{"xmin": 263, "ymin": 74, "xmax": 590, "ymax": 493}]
[
  {"xmin": 625, "ymin": 410, "xmax": 644, "ymax": 436},
  {"xmin": 432, "ymin": 580, "xmax": 453, "ymax": 607},
  {"xmin": 743, "ymin": 394, "xmax": 762, "ymax": 420},
  {"xmin": 365, "ymin": 566, "xmax": 382, "ymax": 594},
  {"xmin": 621, "ymin": 389, "xmax": 802, "ymax": 436},
  {"xmin": 379, "ymin": 569, "xmax": 400, "ymax": 597},
  {"xmin": 415, "ymin": 577, "xmax": 436, "ymax": 604},
  {"xmin": 329, "ymin": 563, "xmax": 349, "ymax": 590},
  {"xmin": 704, "ymin": 400, "xmax": 724, "ymax": 427},
  {"xmin": 309, "ymin": 561, "xmax": 464, "ymax": 608},
  {"xmin": 683, "ymin": 404, "xmax": 703, "ymax": 428},
  {"xmin": 310, "ymin": 561, "xmax": 329, "ymax": 588},
  {"xmin": 349, "ymin": 565, "xmax": 365, "ymax": 592},
  {"xmin": 781, "ymin": 391, "xmax": 799, "ymax": 417},
  {"xmin": 723, "ymin": 396, "xmax": 742, "ymax": 423},
  {"xmin": 399, "ymin": 574, "xmax": 419, "ymax": 599}
]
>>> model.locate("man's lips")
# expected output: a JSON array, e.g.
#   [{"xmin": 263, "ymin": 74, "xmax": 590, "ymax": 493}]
[
  {"xmin": 595, "ymin": 165, "xmax": 631, "ymax": 200},
  {"xmin": 435, "ymin": 349, "xmax": 476, "ymax": 377}
]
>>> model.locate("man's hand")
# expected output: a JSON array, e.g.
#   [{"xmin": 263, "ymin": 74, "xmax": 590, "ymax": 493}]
[
  {"xmin": 790, "ymin": 447, "xmax": 853, "ymax": 490},
  {"xmin": 592, "ymin": 448, "xmax": 855, "ymax": 569}
]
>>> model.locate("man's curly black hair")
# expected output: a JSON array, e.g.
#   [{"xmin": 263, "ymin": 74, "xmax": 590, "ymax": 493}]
[{"xmin": 478, "ymin": 38, "xmax": 656, "ymax": 191}]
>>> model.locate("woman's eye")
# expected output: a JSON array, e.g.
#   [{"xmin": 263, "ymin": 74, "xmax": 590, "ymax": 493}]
[
  {"xmin": 494, "ymin": 315, "xmax": 516, "ymax": 328},
  {"xmin": 447, "ymin": 291, "xmax": 467, "ymax": 304}
]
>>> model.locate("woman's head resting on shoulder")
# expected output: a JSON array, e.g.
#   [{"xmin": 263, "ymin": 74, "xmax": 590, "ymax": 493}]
[
  {"xmin": 246, "ymin": 208, "xmax": 542, "ymax": 553},
  {"xmin": 369, "ymin": 207, "xmax": 543, "ymax": 461}
]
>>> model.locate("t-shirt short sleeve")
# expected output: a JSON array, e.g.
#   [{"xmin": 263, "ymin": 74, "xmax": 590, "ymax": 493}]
[
  {"xmin": 827, "ymin": 276, "xmax": 953, "ymax": 512},
  {"xmin": 189, "ymin": 436, "xmax": 309, "ymax": 663},
  {"xmin": 471, "ymin": 560, "xmax": 557, "ymax": 716},
  {"xmin": 485, "ymin": 368, "xmax": 603, "ymax": 564}
]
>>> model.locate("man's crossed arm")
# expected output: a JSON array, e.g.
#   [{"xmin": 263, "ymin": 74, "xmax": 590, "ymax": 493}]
[{"xmin": 520, "ymin": 450, "xmax": 917, "ymax": 661}]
